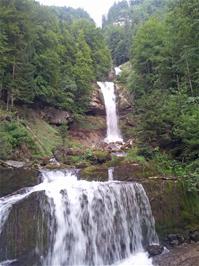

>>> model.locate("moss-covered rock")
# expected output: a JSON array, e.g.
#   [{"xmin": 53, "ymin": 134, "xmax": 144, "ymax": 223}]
[
  {"xmin": 91, "ymin": 150, "xmax": 111, "ymax": 164},
  {"xmin": 80, "ymin": 165, "xmax": 109, "ymax": 181}
]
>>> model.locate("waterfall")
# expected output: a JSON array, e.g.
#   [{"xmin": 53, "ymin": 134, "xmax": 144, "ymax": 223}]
[
  {"xmin": 97, "ymin": 82, "xmax": 123, "ymax": 143},
  {"xmin": 0, "ymin": 170, "xmax": 158, "ymax": 266},
  {"xmin": 114, "ymin": 67, "xmax": 122, "ymax": 76},
  {"xmin": 108, "ymin": 167, "xmax": 114, "ymax": 181}
]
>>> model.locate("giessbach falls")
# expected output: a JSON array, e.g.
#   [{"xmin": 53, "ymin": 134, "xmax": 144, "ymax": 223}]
[
  {"xmin": 0, "ymin": 68, "xmax": 160, "ymax": 266},
  {"xmin": 1, "ymin": 0, "xmax": 199, "ymax": 265}
]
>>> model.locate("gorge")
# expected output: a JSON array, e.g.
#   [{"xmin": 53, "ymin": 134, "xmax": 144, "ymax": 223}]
[
  {"xmin": 0, "ymin": 75, "xmax": 198, "ymax": 266},
  {"xmin": 0, "ymin": 0, "xmax": 199, "ymax": 265},
  {"xmin": 0, "ymin": 80, "xmax": 160, "ymax": 266}
]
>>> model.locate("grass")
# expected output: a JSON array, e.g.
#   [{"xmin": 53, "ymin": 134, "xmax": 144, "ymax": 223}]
[
  {"xmin": 25, "ymin": 118, "xmax": 62, "ymax": 157},
  {"xmin": 75, "ymin": 116, "xmax": 105, "ymax": 130}
]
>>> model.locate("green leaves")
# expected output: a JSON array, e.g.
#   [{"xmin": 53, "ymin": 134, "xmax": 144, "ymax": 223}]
[{"xmin": 0, "ymin": 1, "xmax": 111, "ymax": 114}]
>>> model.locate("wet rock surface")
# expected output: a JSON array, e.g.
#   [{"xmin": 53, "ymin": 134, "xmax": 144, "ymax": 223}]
[
  {"xmin": 87, "ymin": 85, "xmax": 105, "ymax": 115},
  {"xmin": 0, "ymin": 192, "xmax": 49, "ymax": 265},
  {"xmin": 0, "ymin": 168, "xmax": 38, "ymax": 197},
  {"xmin": 96, "ymin": 139, "xmax": 133, "ymax": 152},
  {"xmin": 147, "ymin": 244, "xmax": 164, "ymax": 257},
  {"xmin": 153, "ymin": 243, "xmax": 199, "ymax": 266},
  {"xmin": 190, "ymin": 230, "xmax": 199, "ymax": 242},
  {"xmin": 0, "ymin": 166, "xmax": 199, "ymax": 266},
  {"xmin": 3, "ymin": 160, "xmax": 26, "ymax": 168},
  {"xmin": 165, "ymin": 234, "xmax": 185, "ymax": 247}
]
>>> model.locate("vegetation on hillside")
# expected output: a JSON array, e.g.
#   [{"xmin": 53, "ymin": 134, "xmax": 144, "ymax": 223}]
[
  {"xmin": 102, "ymin": 0, "xmax": 170, "ymax": 66},
  {"xmin": 0, "ymin": 0, "xmax": 112, "ymax": 159},
  {"xmin": 0, "ymin": 0, "xmax": 198, "ymax": 195},
  {"xmin": 0, "ymin": 0, "xmax": 111, "ymax": 113},
  {"xmin": 106, "ymin": 0, "xmax": 198, "ymax": 189}
]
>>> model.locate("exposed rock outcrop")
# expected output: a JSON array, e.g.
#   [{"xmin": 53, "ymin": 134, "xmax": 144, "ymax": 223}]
[
  {"xmin": 40, "ymin": 107, "xmax": 73, "ymax": 125},
  {"xmin": 87, "ymin": 84, "xmax": 105, "ymax": 115},
  {"xmin": 116, "ymin": 84, "xmax": 132, "ymax": 113},
  {"xmin": 147, "ymin": 244, "xmax": 164, "ymax": 257},
  {"xmin": 95, "ymin": 139, "xmax": 133, "ymax": 152},
  {"xmin": 190, "ymin": 230, "xmax": 199, "ymax": 242}
]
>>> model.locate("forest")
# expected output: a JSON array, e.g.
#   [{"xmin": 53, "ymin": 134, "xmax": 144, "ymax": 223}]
[
  {"xmin": 0, "ymin": 0, "xmax": 199, "ymax": 190},
  {"xmin": 103, "ymin": 0, "xmax": 199, "ymax": 190},
  {"xmin": 0, "ymin": 0, "xmax": 111, "ymax": 112},
  {"xmin": 0, "ymin": 1, "xmax": 199, "ymax": 265}
]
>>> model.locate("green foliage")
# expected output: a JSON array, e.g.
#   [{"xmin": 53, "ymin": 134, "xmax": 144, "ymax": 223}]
[
  {"xmin": 126, "ymin": 147, "xmax": 146, "ymax": 164},
  {"xmin": 92, "ymin": 150, "xmax": 111, "ymax": 164},
  {"xmin": 151, "ymin": 151, "xmax": 184, "ymax": 176},
  {"xmin": 115, "ymin": 0, "xmax": 199, "ymax": 192},
  {"xmin": 0, "ymin": 132, "xmax": 12, "ymax": 159},
  {"xmin": 183, "ymin": 172, "xmax": 199, "ymax": 193},
  {"xmin": 0, "ymin": 1, "xmax": 111, "ymax": 113},
  {"xmin": 59, "ymin": 123, "xmax": 68, "ymax": 146},
  {"xmin": 0, "ymin": 120, "xmax": 34, "ymax": 159},
  {"xmin": 103, "ymin": 0, "xmax": 170, "ymax": 66},
  {"xmin": 83, "ymin": 148, "xmax": 94, "ymax": 161},
  {"xmin": 134, "ymin": 89, "xmax": 199, "ymax": 163},
  {"xmin": 83, "ymin": 149, "xmax": 111, "ymax": 164}
]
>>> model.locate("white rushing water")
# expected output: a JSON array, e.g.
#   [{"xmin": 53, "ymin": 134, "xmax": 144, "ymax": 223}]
[
  {"xmin": 97, "ymin": 82, "xmax": 123, "ymax": 143},
  {"xmin": 114, "ymin": 67, "xmax": 122, "ymax": 76},
  {"xmin": 0, "ymin": 170, "xmax": 158, "ymax": 266},
  {"xmin": 108, "ymin": 167, "xmax": 114, "ymax": 181}
]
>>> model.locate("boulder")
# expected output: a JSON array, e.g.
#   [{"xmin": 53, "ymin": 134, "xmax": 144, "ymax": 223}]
[
  {"xmin": 166, "ymin": 234, "xmax": 185, "ymax": 247},
  {"xmin": 190, "ymin": 230, "xmax": 199, "ymax": 242},
  {"xmin": 122, "ymin": 139, "xmax": 133, "ymax": 150},
  {"xmin": 53, "ymin": 147, "xmax": 83, "ymax": 163},
  {"xmin": 3, "ymin": 160, "xmax": 26, "ymax": 168},
  {"xmin": 147, "ymin": 244, "xmax": 164, "ymax": 257},
  {"xmin": 91, "ymin": 150, "xmax": 111, "ymax": 164},
  {"xmin": 41, "ymin": 107, "xmax": 73, "ymax": 126}
]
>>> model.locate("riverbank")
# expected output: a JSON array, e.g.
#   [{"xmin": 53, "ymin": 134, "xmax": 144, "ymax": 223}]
[{"xmin": 153, "ymin": 243, "xmax": 199, "ymax": 266}]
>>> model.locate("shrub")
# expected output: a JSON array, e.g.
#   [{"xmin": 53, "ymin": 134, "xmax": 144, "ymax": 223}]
[{"xmin": 0, "ymin": 121, "xmax": 35, "ymax": 159}]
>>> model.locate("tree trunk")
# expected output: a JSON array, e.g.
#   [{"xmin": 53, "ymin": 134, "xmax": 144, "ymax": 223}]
[
  {"xmin": 6, "ymin": 92, "xmax": 10, "ymax": 111},
  {"xmin": 185, "ymin": 57, "xmax": 193, "ymax": 96},
  {"xmin": 11, "ymin": 58, "xmax": 16, "ymax": 108}
]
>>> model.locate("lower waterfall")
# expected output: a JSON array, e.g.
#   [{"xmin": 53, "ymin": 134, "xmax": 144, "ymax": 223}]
[{"xmin": 0, "ymin": 170, "xmax": 158, "ymax": 266}]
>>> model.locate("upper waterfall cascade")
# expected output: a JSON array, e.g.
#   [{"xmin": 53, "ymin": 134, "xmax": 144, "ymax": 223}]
[
  {"xmin": 97, "ymin": 81, "xmax": 123, "ymax": 143},
  {"xmin": 0, "ymin": 170, "xmax": 158, "ymax": 266},
  {"xmin": 114, "ymin": 67, "xmax": 122, "ymax": 76}
]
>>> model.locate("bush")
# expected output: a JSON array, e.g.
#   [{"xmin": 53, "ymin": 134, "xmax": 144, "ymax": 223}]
[
  {"xmin": 0, "ymin": 121, "xmax": 34, "ymax": 159},
  {"xmin": 126, "ymin": 147, "xmax": 146, "ymax": 164},
  {"xmin": 0, "ymin": 132, "xmax": 12, "ymax": 159},
  {"xmin": 91, "ymin": 150, "xmax": 111, "ymax": 164}
]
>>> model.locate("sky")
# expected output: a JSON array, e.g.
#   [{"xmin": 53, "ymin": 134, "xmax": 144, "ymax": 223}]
[{"xmin": 38, "ymin": 0, "xmax": 120, "ymax": 27}]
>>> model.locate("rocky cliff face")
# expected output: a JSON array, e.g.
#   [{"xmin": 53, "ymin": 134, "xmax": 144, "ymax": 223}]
[
  {"xmin": 40, "ymin": 107, "xmax": 73, "ymax": 126},
  {"xmin": 87, "ymin": 82, "xmax": 132, "ymax": 116},
  {"xmin": 73, "ymin": 81, "xmax": 133, "ymax": 146},
  {"xmin": 116, "ymin": 83, "xmax": 132, "ymax": 114},
  {"xmin": 86, "ymin": 84, "xmax": 105, "ymax": 115}
]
